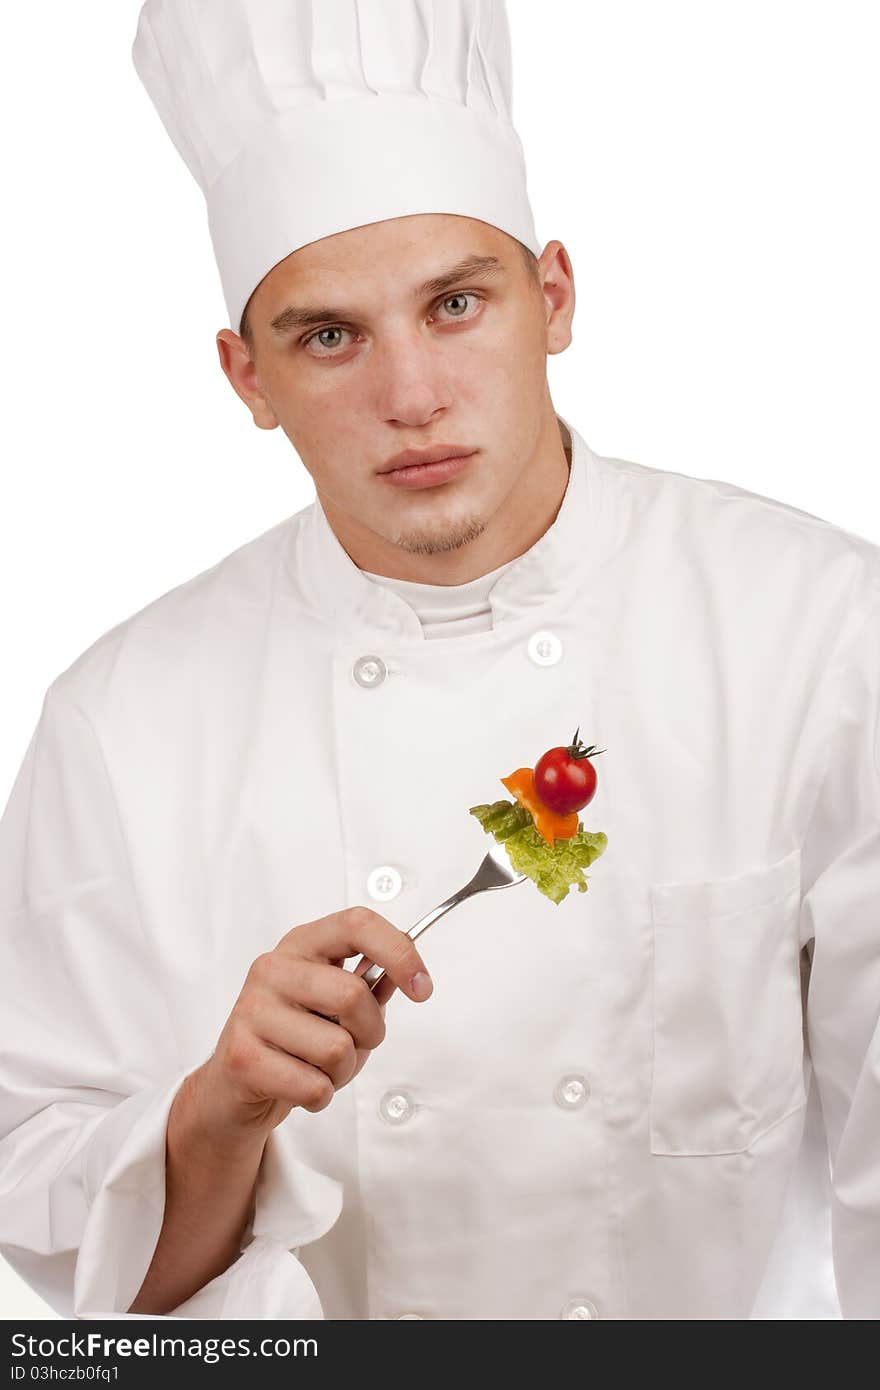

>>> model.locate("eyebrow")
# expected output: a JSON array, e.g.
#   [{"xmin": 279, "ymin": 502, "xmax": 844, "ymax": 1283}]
[{"xmin": 268, "ymin": 254, "xmax": 505, "ymax": 336}]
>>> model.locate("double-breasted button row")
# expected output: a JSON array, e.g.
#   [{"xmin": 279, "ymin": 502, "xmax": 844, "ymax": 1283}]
[
  {"xmin": 357, "ymin": 623, "xmax": 577, "ymax": 1322},
  {"xmin": 390, "ymin": 1298, "xmax": 600, "ymax": 1319},
  {"xmin": 378, "ymin": 1075, "xmax": 590, "ymax": 1126},
  {"xmin": 352, "ymin": 630, "xmax": 563, "ymax": 690}
]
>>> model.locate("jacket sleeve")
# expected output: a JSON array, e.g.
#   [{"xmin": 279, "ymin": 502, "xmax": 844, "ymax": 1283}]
[
  {"xmin": 0, "ymin": 679, "xmax": 343, "ymax": 1320},
  {"xmin": 799, "ymin": 580, "xmax": 880, "ymax": 1319}
]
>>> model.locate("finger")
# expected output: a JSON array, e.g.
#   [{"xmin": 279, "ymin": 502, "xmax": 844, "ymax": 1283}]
[
  {"xmin": 254, "ymin": 1003, "xmax": 360, "ymax": 1091},
  {"xmin": 254, "ymin": 956, "xmax": 386, "ymax": 1052},
  {"xmin": 239, "ymin": 1040, "xmax": 338, "ymax": 1114},
  {"xmin": 351, "ymin": 1047, "xmax": 372, "ymax": 1081},
  {"xmin": 279, "ymin": 907, "xmax": 433, "ymax": 1003},
  {"xmin": 352, "ymin": 956, "xmax": 398, "ymax": 1009}
]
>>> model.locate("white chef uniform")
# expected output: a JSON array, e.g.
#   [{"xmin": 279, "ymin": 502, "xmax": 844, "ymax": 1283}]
[{"xmin": 1, "ymin": 414, "xmax": 879, "ymax": 1320}]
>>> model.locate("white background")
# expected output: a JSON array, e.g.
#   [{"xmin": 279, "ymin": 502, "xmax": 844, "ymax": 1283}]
[{"xmin": 1, "ymin": 1, "xmax": 877, "ymax": 1319}]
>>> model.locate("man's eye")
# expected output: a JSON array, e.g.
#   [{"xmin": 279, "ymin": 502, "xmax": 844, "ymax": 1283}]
[
  {"xmin": 303, "ymin": 325, "xmax": 354, "ymax": 354},
  {"xmin": 301, "ymin": 292, "xmax": 482, "ymax": 355},
  {"xmin": 435, "ymin": 291, "xmax": 481, "ymax": 320}
]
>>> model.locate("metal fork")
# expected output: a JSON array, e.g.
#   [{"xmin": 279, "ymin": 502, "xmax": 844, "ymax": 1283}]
[{"xmin": 353, "ymin": 842, "xmax": 526, "ymax": 994}]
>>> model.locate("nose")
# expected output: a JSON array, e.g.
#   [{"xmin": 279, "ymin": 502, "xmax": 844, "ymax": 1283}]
[{"xmin": 374, "ymin": 333, "xmax": 454, "ymax": 427}]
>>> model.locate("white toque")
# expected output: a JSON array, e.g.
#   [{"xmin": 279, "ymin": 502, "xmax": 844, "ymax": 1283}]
[{"xmin": 131, "ymin": 0, "xmax": 542, "ymax": 333}]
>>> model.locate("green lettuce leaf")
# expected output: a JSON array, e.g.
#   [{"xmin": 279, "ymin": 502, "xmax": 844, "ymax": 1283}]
[{"xmin": 468, "ymin": 798, "xmax": 608, "ymax": 905}]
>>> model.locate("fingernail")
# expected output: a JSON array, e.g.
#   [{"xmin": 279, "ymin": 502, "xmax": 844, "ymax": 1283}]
[{"xmin": 411, "ymin": 970, "xmax": 433, "ymax": 1000}]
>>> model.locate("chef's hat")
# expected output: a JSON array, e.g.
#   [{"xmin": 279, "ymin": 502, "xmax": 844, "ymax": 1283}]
[{"xmin": 131, "ymin": 0, "xmax": 541, "ymax": 335}]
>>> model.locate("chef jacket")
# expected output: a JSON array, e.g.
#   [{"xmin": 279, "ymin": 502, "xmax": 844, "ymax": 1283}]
[{"xmin": 1, "ymin": 413, "xmax": 878, "ymax": 1321}]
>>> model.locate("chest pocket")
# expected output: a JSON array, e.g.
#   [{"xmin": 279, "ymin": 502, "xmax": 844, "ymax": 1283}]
[{"xmin": 649, "ymin": 845, "xmax": 807, "ymax": 1157}]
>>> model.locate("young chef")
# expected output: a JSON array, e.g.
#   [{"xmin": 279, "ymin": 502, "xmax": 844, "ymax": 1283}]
[{"xmin": 0, "ymin": 0, "xmax": 877, "ymax": 1321}]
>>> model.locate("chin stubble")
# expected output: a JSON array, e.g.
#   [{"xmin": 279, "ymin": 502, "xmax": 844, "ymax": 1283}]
[{"xmin": 392, "ymin": 514, "xmax": 487, "ymax": 556}]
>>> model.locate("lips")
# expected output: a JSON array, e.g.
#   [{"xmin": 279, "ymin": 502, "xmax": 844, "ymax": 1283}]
[
  {"xmin": 379, "ymin": 444, "xmax": 476, "ymax": 474},
  {"xmin": 379, "ymin": 451, "xmax": 477, "ymax": 490}
]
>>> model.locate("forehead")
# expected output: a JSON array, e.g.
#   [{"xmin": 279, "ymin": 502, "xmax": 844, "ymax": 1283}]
[{"xmin": 257, "ymin": 213, "xmax": 512, "ymax": 305}]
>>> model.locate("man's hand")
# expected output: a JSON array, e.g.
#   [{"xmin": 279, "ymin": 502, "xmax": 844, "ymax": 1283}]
[
  {"xmin": 193, "ymin": 905, "xmax": 433, "ymax": 1144},
  {"xmin": 129, "ymin": 907, "xmax": 431, "ymax": 1315}
]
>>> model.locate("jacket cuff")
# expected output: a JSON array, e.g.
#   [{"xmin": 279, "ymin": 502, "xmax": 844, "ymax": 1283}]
[{"xmin": 74, "ymin": 1068, "xmax": 344, "ymax": 1319}]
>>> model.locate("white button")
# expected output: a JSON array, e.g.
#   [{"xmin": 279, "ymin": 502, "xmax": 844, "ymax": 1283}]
[
  {"xmin": 561, "ymin": 1297, "xmax": 599, "ymax": 1319},
  {"xmin": 367, "ymin": 865, "xmax": 403, "ymax": 901},
  {"xmin": 396, "ymin": 1312, "xmax": 425, "ymax": 1320},
  {"xmin": 554, "ymin": 1073, "xmax": 590, "ymax": 1109},
  {"xmin": 527, "ymin": 630, "xmax": 563, "ymax": 665},
  {"xmin": 353, "ymin": 654, "xmax": 388, "ymax": 688},
  {"xmin": 379, "ymin": 1090, "xmax": 415, "ymax": 1124}
]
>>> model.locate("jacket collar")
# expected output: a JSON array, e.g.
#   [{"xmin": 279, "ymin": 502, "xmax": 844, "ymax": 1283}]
[{"xmin": 287, "ymin": 412, "xmax": 600, "ymax": 640}]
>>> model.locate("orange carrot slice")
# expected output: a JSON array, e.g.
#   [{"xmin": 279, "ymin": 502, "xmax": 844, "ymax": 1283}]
[{"xmin": 501, "ymin": 767, "xmax": 579, "ymax": 847}]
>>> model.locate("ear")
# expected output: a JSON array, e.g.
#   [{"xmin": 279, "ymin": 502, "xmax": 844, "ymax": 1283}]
[
  {"xmin": 536, "ymin": 241, "xmax": 575, "ymax": 355},
  {"xmin": 216, "ymin": 328, "xmax": 280, "ymax": 430}
]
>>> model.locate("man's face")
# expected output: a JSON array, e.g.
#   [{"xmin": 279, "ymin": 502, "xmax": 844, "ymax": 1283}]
[{"xmin": 217, "ymin": 213, "xmax": 573, "ymax": 577}]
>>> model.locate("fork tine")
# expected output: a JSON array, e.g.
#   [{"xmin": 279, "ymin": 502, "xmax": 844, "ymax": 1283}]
[{"xmin": 467, "ymin": 843, "xmax": 528, "ymax": 891}]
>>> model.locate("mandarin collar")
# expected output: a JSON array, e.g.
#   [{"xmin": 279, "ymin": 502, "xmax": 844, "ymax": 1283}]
[{"xmin": 286, "ymin": 413, "xmax": 601, "ymax": 640}]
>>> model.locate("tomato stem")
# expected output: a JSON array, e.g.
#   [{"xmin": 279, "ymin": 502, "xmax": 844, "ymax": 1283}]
[{"xmin": 567, "ymin": 726, "xmax": 606, "ymax": 761}]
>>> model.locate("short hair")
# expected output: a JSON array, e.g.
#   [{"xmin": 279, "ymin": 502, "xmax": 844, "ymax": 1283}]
[{"xmin": 238, "ymin": 237, "xmax": 541, "ymax": 352}]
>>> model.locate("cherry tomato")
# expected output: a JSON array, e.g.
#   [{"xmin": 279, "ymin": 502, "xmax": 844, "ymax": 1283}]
[{"xmin": 533, "ymin": 727, "xmax": 605, "ymax": 816}]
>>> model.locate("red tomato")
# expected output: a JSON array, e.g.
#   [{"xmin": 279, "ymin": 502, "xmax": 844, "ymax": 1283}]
[{"xmin": 533, "ymin": 728, "xmax": 605, "ymax": 816}]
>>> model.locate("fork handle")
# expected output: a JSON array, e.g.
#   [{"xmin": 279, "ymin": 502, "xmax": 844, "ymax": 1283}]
[{"xmin": 357, "ymin": 888, "xmax": 473, "ymax": 992}]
